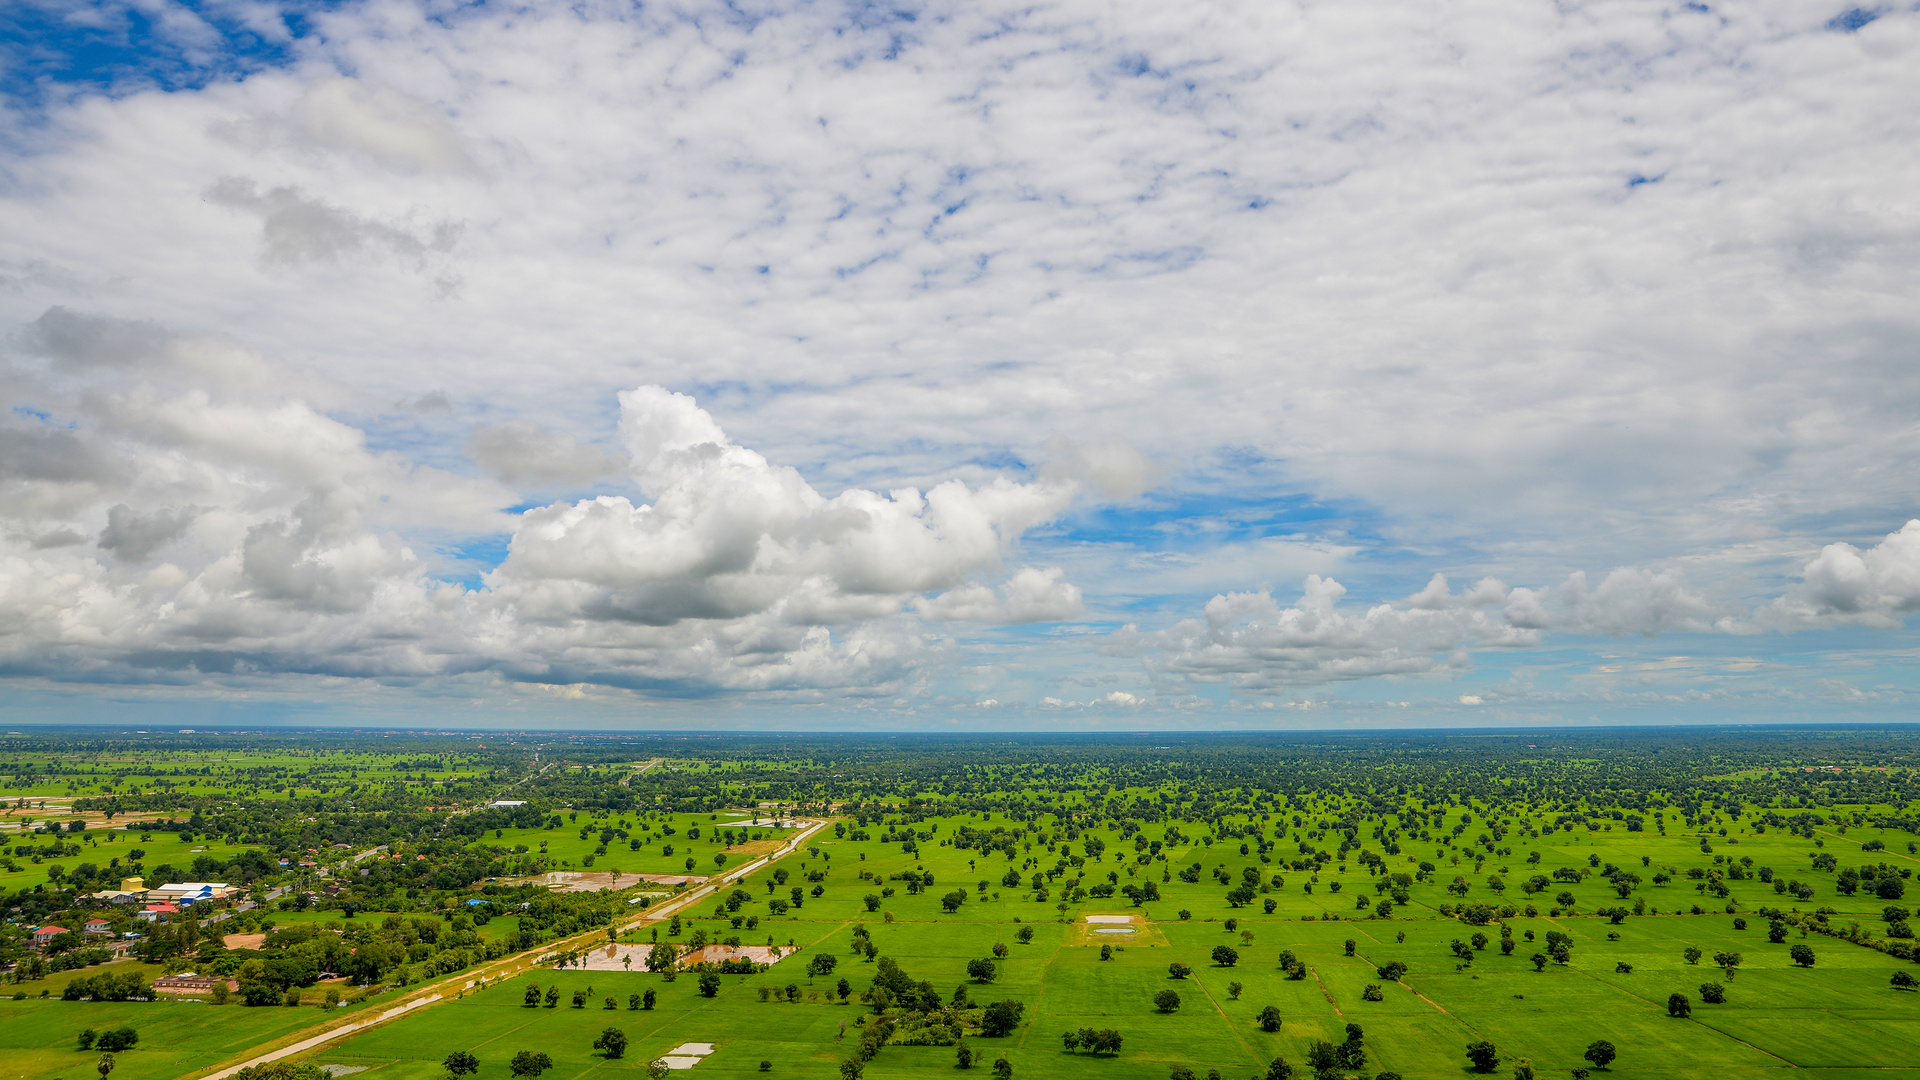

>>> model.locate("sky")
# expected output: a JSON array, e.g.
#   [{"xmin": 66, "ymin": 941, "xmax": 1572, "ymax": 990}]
[{"xmin": 1, "ymin": 0, "xmax": 1918, "ymax": 731}]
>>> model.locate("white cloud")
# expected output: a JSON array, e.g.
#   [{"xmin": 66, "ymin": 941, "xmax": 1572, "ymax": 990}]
[
  {"xmin": 915, "ymin": 566, "xmax": 1083, "ymax": 624},
  {"xmin": 1118, "ymin": 575, "xmax": 1539, "ymax": 691},
  {"xmin": 0, "ymin": 327, "xmax": 1082, "ymax": 694},
  {"xmin": 204, "ymin": 178, "xmax": 461, "ymax": 270},
  {"xmin": 467, "ymin": 422, "xmax": 623, "ymax": 486},
  {"xmin": 1124, "ymin": 568, "xmax": 1732, "ymax": 693},
  {"xmin": 2, "ymin": 0, "xmax": 1919, "ymax": 719},
  {"xmin": 491, "ymin": 387, "xmax": 1075, "ymax": 630},
  {"xmin": 290, "ymin": 78, "xmax": 477, "ymax": 174},
  {"xmin": 1762, "ymin": 520, "xmax": 1920, "ymax": 629}
]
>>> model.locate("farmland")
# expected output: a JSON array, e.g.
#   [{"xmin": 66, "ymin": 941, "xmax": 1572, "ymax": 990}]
[{"xmin": 3, "ymin": 728, "xmax": 1919, "ymax": 1078}]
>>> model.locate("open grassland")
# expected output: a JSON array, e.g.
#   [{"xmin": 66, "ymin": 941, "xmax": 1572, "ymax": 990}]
[
  {"xmin": 0, "ymin": 992, "xmax": 362, "ymax": 1080},
  {"xmin": 11, "ymin": 730, "xmax": 1920, "ymax": 1080},
  {"xmin": 295, "ymin": 801, "xmax": 1920, "ymax": 1079},
  {"xmin": 477, "ymin": 810, "xmax": 795, "ymax": 879},
  {"xmin": 0, "ymin": 742, "xmax": 504, "ymax": 805}
]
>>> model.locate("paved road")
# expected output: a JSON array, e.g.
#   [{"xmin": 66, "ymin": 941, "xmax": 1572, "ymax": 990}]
[{"xmin": 195, "ymin": 816, "xmax": 831, "ymax": 1079}]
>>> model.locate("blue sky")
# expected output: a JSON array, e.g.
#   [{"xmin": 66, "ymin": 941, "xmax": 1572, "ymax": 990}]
[{"xmin": 2, "ymin": 0, "xmax": 1919, "ymax": 730}]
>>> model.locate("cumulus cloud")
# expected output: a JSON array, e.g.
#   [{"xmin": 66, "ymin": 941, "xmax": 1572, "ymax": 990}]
[
  {"xmin": 0, "ymin": 324, "xmax": 1082, "ymax": 695},
  {"xmin": 915, "ymin": 566, "xmax": 1084, "ymax": 623},
  {"xmin": 97, "ymin": 503, "xmax": 203, "ymax": 562},
  {"xmin": 1117, "ymin": 575, "xmax": 1537, "ymax": 691},
  {"xmin": 1763, "ymin": 520, "xmax": 1920, "ymax": 629},
  {"xmin": 1124, "ymin": 568, "xmax": 1732, "ymax": 693},
  {"xmin": 492, "ymin": 387, "xmax": 1076, "ymax": 629}
]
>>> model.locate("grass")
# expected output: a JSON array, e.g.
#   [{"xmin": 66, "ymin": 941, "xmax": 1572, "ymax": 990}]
[
  {"xmin": 472, "ymin": 811, "xmax": 793, "ymax": 878},
  {"xmin": 289, "ymin": 810, "xmax": 1920, "ymax": 1079},
  {"xmin": 0, "ymin": 990, "xmax": 359, "ymax": 1080}
]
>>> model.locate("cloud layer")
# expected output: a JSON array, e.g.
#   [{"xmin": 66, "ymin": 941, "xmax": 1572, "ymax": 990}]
[
  {"xmin": 0, "ymin": 315, "xmax": 1075, "ymax": 695},
  {"xmin": 2, "ymin": 0, "xmax": 1918, "ymax": 722}
]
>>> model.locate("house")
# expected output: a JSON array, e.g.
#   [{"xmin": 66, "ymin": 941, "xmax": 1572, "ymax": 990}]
[
  {"xmin": 88, "ymin": 876, "xmax": 149, "ymax": 905},
  {"xmin": 489, "ymin": 800, "xmax": 527, "ymax": 808},
  {"xmin": 146, "ymin": 882, "xmax": 236, "ymax": 906},
  {"xmin": 137, "ymin": 903, "xmax": 180, "ymax": 923},
  {"xmin": 83, "ymin": 919, "xmax": 112, "ymax": 935},
  {"xmin": 31, "ymin": 925, "xmax": 68, "ymax": 949}
]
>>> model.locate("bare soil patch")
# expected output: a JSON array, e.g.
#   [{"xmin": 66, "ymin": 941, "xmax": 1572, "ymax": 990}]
[{"xmin": 1068, "ymin": 912, "xmax": 1168, "ymax": 948}]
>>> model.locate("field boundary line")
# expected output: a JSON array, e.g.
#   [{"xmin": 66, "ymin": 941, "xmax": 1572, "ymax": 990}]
[
  {"xmin": 1189, "ymin": 967, "xmax": 1266, "ymax": 1067},
  {"xmin": 1813, "ymin": 827, "xmax": 1918, "ymax": 864},
  {"xmin": 1010, "ymin": 916, "xmax": 1071, "ymax": 1053},
  {"xmin": 1307, "ymin": 965, "xmax": 1343, "ymax": 1016},
  {"xmin": 1355, "ymin": 950, "xmax": 1450, "ymax": 1015},
  {"xmin": 1564, "ymin": 965, "xmax": 1798, "ymax": 1066},
  {"xmin": 1683, "ymin": 1015, "xmax": 1801, "ymax": 1066}
]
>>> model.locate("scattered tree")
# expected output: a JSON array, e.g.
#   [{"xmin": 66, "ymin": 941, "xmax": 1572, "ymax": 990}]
[
  {"xmin": 981, "ymin": 1000, "xmax": 1025, "ymax": 1037},
  {"xmin": 1155, "ymin": 988, "xmax": 1182, "ymax": 1013},
  {"xmin": 509, "ymin": 1050, "xmax": 553, "ymax": 1079},
  {"xmin": 1667, "ymin": 993, "xmax": 1692, "ymax": 1018},
  {"xmin": 593, "ymin": 1028, "xmax": 629, "ymax": 1059},
  {"xmin": 443, "ymin": 1050, "xmax": 480, "ymax": 1077},
  {"xmin": 1583, "ymin": 1040, "xmax": 1616, "ymax": 1069},
  {"xmin": 1466, "ymin": 1040, "xmax": 1501, "ymax": 1072}
]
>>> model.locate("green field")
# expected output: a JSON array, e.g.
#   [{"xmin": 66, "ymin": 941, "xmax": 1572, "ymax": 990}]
[
  {"xmin": 299, "ymin": 802, "xmax": 1920, "ymax": 1079},
  {"xmin": 0, "ymin": 987, "xmax": 368, "ymax": 1080},
  {"xmin": 7, "ymin": 730, "xmax": 1920, "ymax": 1080},
  {"xmin": 476, "ymin": 810, "xmax": 795, "ymax": 878}
]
